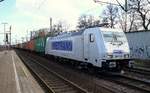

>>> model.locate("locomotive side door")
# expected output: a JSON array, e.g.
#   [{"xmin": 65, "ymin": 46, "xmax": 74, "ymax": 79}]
[{"xmin": 83, "ymin": 31, "xmax": 89, "ymax": 62}]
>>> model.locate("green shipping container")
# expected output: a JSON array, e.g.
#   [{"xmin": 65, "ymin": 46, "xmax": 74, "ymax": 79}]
[{"xmin": 35, "ymin": 37, "xmax": 47, "ymax": 53}]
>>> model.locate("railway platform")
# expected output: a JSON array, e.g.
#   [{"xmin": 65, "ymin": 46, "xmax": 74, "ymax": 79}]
[{"xmin": 0, "ymin": 50, "xmax": 45, "ymax": 93}]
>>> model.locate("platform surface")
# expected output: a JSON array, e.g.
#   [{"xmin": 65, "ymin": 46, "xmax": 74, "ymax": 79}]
[{"xmin": 0, "ymin": 50, "xmax": 45, "ymax": 93}]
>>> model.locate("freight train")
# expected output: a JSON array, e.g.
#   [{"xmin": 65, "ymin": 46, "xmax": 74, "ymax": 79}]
[{"xmin": 14, "ymin": 27, "xmax": 134, "ymax": 71}]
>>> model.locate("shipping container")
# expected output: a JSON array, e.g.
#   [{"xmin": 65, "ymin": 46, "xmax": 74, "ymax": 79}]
[
  {"xmin": 25, "ymin": 41, "xmax": 29, "ymax": 50},
  {"xmin": 35, "ymin": 37, "xmax": 47, "ymax": 53},
  {"xmin": 27, "ymin": 39, "xmax": 35, "ymax": 51},
  {"xmin": 22, "ymin": 42, "xmax": 27, "ymax": 49},
  {"xmin": 126, "ymin": 31, "xmax": 150, "ymax": 59},
  {"xmin": 16, "ymin": 44, "xmax": 19, "ymax": 48},
  {"xmin": 20, "ymin": 43, "xmax": 23, "ymax": 49},
  {"xmin": 18, "ymin": 43, "xmax": 21, "ymax": 49}
]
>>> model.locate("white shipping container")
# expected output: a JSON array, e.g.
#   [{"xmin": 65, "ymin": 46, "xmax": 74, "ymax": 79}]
[{"xmin": 126, "ymin": 31, "xmax": 150, "ymax": 59}]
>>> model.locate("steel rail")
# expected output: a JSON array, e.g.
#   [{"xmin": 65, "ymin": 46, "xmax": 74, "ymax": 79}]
[
  {"xmin": 18, "ymin": 51, "xmax": 88, "ymax": 93},
  {"xmin": 129, "ymin": 67, "xmax": 150, "ymax": 76},
  {"xmin": 101, "ymin": 74, "xmax": 150, "ymax": 93}
]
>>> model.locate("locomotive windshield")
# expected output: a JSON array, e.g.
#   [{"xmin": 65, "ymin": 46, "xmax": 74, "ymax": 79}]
[{"xmin": 102, "ymin": 31, "xmax": 127, "ymax": 43}]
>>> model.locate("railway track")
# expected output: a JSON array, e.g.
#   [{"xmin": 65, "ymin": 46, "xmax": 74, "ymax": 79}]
[
  {"xmin": 123, "ymin": 67, "xmax": 150, "ymax": 84},
  {"xmin": 18, "ymin": 51, "xmax": 87, "ymax": 93},
  {"xmin": 17, "ymin": 50, "xmax": 150, "ymax": 93},
  {"xmin": 17, "ymin": 50, "xmax": 127, "ymax": 93},
  {"xmin": 125, "ymin": 67, "xmax": 150, "ymax": 76},
  {"xmin": 101, "ymin": 74, "xmax": 150, "ymax": 93}
]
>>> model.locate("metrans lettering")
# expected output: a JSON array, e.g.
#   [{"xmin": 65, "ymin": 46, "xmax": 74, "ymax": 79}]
[{"xmin": 52, "ymin": 41, "xmax": 72, "ymax": 51}]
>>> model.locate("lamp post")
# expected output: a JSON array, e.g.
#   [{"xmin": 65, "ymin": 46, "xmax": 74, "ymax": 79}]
[
  {"xmin": 9, "ymin": 25, "xmax": 12, "ymax": 45},
  {"xmin": 1, "ymin": 22, "xmax": 8, "ymax": 46},
  {"xmin": 50, "ymin": 17, "xmax": 52, "ymax": 32}
]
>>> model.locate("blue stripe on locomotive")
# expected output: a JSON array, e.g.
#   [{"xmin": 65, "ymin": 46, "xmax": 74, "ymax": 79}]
[{"xmin": 52, "ymin": 41, "xmax": 72, "ymax": 51}]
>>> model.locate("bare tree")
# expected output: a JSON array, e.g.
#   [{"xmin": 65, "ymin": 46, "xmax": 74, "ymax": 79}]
[
  {"xmin": 128, "ymin": 0, "xmax": 150, "ymax": 30},
  {"xmin": 147, "ymin": 0, "xmax": 150, "ymax": 4},
  {"xmin": 128, "ymin": 12, "xmax": 136, "ymax": 31},
  {"xmin": 102, "ymin": 4, "xmax": 119, "ymax": 28},
  {"xmin": 77, "ymin": 14, "xmax": 110, "ymax": 30},
  {"xmin": 118, "ymin": 9, "xmax": 141, "ymax": 32},
  {"xmin": 48, "ymin": 20, "xmax": 69, "ymax": 36},
  {"xmin": 77, "ymin": 14, "xmax": 98, "ymax": 29},
  {"xmin": 87, "ymin": 15, "xmax": 94, "ymax": 26},
  {"xmin": 77, "ymin": 14, "xmax": 88, "ymax": 29},
  {"xmin": 118, "ymin": 10, "xmax": 126, "ymax": 32},
  {"xmin": 128, "ymin": 11, "xmax": 142, "ymax": 31}
]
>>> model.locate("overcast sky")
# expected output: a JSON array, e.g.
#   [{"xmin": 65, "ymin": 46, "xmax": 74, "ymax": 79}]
[{"xmin": 0, "ymin": 0, "xmax": 124, "ymax": 45}]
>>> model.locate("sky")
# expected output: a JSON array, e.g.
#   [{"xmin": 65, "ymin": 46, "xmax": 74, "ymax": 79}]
[{"xmin": 0, "ymin": 0, "xmax": 124, "ymax": 45}]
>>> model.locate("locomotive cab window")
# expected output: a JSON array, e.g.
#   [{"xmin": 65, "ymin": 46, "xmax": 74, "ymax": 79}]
[{"xmin": 89, "ymin": 33, "xmax": 95, "ymax": 42}]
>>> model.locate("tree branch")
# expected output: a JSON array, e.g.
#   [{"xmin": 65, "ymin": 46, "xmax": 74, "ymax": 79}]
[
  {"xmin": 147, "ymin": 0, "xmax": 150, "ymax": 4},
  {"xmin": 0, "ymin": 0, "xmax": 4, "ymax": 2},
  {"xmin": 115, "ymin": 0, "xmax": 126, "ymax": 11},
  {"xmin": 146, "ymin": 19, "xmax": 150, "ymax": 28},
  {"xmin": 129, "ymin": 14, "xmax": 135, "ymax": 32}
]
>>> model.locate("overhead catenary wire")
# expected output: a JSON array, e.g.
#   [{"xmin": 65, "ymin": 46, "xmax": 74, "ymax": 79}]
[
  {"xmin": 94, "ymin": 0, "xmax": 127, "ymax": 12},
  {"xmin": 94, "ymin": 0, "xmax": 119, "ymax": 6}
]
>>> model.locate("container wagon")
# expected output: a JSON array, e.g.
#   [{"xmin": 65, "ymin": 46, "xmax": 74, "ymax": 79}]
[
  {"xmin": 35, "ymin": 37, "xmax": 47, "ymax": 54},
  {"xmin": 27, "ymin": 39, "xmax": 35, "ymax": 51}
]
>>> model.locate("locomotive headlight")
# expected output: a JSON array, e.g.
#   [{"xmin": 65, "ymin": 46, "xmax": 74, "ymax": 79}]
[
  {"xmin": 124, "ymin": 54, "xmax": 130, "ymax": 58},
  {"xmin": 106, "ymin": 53, "xmax": 113, "ymax": 58},
  {"xmin": 109, "ymin": 62, "xmax": 116, "ymax": 68},
  {"xmin": 108, "ymin": 55, "xmax": 113, "ymax": 58}
]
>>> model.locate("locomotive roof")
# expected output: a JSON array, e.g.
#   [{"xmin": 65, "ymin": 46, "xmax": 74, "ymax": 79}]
[
  {"xmin": 50, "ymin": 27, "xmax": 123, "ymax": 39},
  {"xmin": 51, "ymin": 30, "xmax": 84, "ymax": 39}
]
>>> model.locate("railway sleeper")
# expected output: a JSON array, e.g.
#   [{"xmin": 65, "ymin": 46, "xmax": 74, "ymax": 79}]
[
  {"xmin": 48, "ymin": 83, "xmax": 66, "ymax": 86},
  {"xmin": 48, "ymin": 81, "xmax": 66, "ymax": 84},
  {"xmin": 53, "ymin": 87, "xmax": 75, "ymax": 93},
  {"xmin": 48, "ymin": 80, "xmax": 65, "ymax": 83},
  {"xmin": 52, "ymin": 86, "xmax": 74, "ymax": 91},
  {"xmin": 62, "ymin": 91, "xmax": 78, "ymax": 93},
  {"xmin": 51, "ymin": 84, "xmax": 69, "ymax": 89},
  {"xmin": 48, "ymin": 79, "xmax": 63, "ymax": 82}
]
